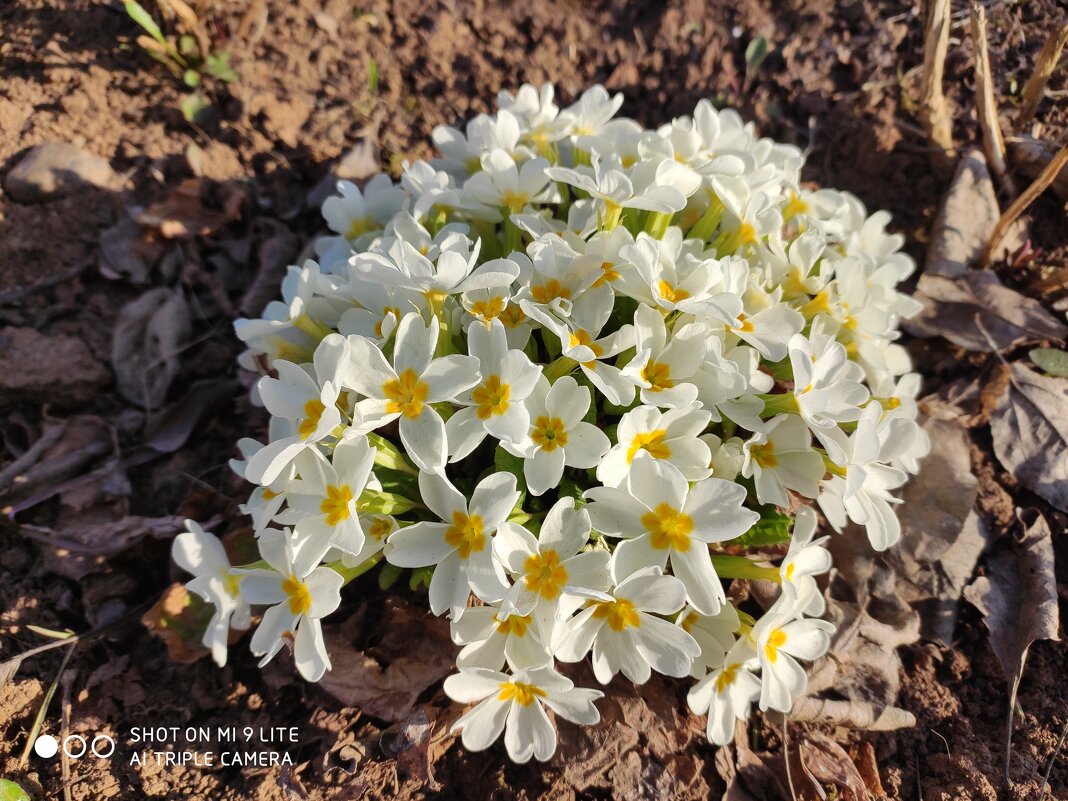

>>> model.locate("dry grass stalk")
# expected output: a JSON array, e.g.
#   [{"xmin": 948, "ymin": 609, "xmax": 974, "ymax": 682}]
[
  {"xmin": 1007, "ymin": 134, "xmax": 1068, "ymax": 201},
  {"xmin": 1016, "ymin": 23, "xmax": 1068, "ymax": 133},
  {"xmin": 970, "ymin": 3, "xmax": 1017, "ymax": 197},
  {"xmin": 920, "ymin": 0, "xmax": 955, "ymax": 166},
  {"xmin": 983, "ymin": 145, "xmax": 1068, "ymax": 267}
]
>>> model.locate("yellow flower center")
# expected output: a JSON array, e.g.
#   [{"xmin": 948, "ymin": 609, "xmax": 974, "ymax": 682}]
[
  {"xmin": 763, "ymin": 628, "xmax": 787, "ymax": 663},
  {"xmin": 783, "ymin": 192, "xmax": 810, "ymax": 221},
  {"xmin": 374, "ymin": 306, "xmax": 402, "ymax": 337},
  {"xmin": 368, "ymin": 516, "xmax": 393, "ymax": 541},
  {"xmin": 737, "ymin": 222, "xmax": 758, "ymax": 245},
  {"xmin": 679, "ymin": 611, "xmax": 698, "ymax": 633},
  {"xmin": 784, "ymin": 562, "xmax": 796, "ymax": 581},
  {"xmin": 530, "ymin": 279, "xmax": 572, "ymax": 305},
  {"xmin": 749, "ymin": 441, "xmax": 778, "ymax": 469},
  {"xmin": 498, "ymin": 681, "xmax": 546, "ymax": 706},
  {"xmin": 223, "ymin": 573, "xmax": 242, "ymax": 598},
  {"xmin": 319, "ymin": 484, "xmax": 354, "ymax": 526},
  {"xmin": 626, "ymin": 429, "xmax": 671, "ymax": 463},
  {"xmin": 383, "ymin": 368, "xmax": 429, "ymax": 419},
  {"xmin": 298, "ymin": 399, "xmax": 326, "ymax": 439},
  {"xmin": 531, "ymin": 416, "xmax": 568, "ymax": 452},
  {"xmin": 472, "ymin": 375, "xmax": 511, "ymax": 420},
  {"xmin": 468, "ymin": 296, "xmax": 505, "ymax": 321},
  {"xmin": 522, "ymin": 550, "xmax": 569, "ymax": 599},
  {"xmin": 444, "ymin": 511, "xmax": 486, "ymax": 559},
  {"xmin": 641, "ymin": 503, "xmax": 694, "ymax": 552},
  {"xmin": 568, "ymin": 329, "xmax": 604, "ymax": 366},
  {"xmin": 282, "ymin": 575, "xmax": 312, "ymax": 616},
  {"xmin": 715, "ymin": 662, "xmax": 741, "ymax": 693},
  {"xmin": 499, "ymin": 304, "xmax": 527, "ymax": 329},
  {"xmin": 345, "ymin": 216, "xmax": 376, "ymax": 240},
  {"xmin": 499, "ymin": 190, "xmax": 530, "ymax": 213},
  {"xmin": 592, "ymin": 260, "xmax": 620, "ymax": 287},
  {"xmin": 495, "ymin": 614, "xmax": 533, "ymax": 637},
  {"xmin": 658, "ymin": 280, "xmax": 691, "ymax": 304},
  {"xmin": 591, "ymin": 598, "xmax": 641, "ymax": 631},
  {"xmin": 641, "ymin": 361, "xmax": 674, "ymax": 391},
  {"xmin": 801, "ymin": 290, "xmax": 834, "ymax": 318},
  {"xmin": 733, "ymin": 313, "xmax": 755, "ymax": 333}
]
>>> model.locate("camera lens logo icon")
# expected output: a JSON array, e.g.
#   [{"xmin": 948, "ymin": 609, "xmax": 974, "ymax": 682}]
[{"xmin": 34, "ymin": 734, "xmax": 115, "ymax": 760}]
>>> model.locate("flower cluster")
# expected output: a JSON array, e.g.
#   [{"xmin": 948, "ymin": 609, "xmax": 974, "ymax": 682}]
[{"xmin": 175, "ymin": 84, "xmax": 927, "ymax": 763}]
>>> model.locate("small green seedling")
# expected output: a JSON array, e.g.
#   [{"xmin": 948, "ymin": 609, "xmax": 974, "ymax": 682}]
[
  {"xmin": 0, "ymin": 779, "xmax": 30, "ymax": 801},
  {"xmin": 123, "ymin": 0, "xmax": 238, "ymax": 123},
  {"xmin": 1029, "ymin": 347, "xmax": 1068, "ymax": 377}
]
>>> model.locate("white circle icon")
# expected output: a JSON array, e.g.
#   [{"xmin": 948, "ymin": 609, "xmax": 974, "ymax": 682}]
[{"xmin": 34, "ymin": 734, "xmax": 59, "ymax": 759}]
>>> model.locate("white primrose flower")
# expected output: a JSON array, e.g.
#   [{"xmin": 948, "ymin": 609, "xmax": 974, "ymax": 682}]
[
  {"xmin": 172, "ymin": 520, "xmax": 252, "ymax": 667},
  {"xmin": 450, "ymin": 604, "xmax": 553, "ymax": 672},
  {"xmin": 741, "ymin": 413, "xmax": 825, "ymax": 506},
  {"xmin": 244, "ymin": 333, "xmax": 351, "ymax": 485},
  {"xmin": 622, "ymin": 304, "xmax": 708, "ymax": 409},
  {"xmin": 444, "ymin": 665, "xmax": 603, "ymax": 764},
  {"xmin": 345, "ymin": 313, "xmax": 480, "ymax": 472},
  {"xmin": 276, "ymin": 433, "xmax": 377, "ymax": 566},
  {"xmin": 316, "ymin": 175, "xmax": 409, "ymax": 269},
  {"xmin": 686, "ymin": 638, "xmax": 762, "ymax": 745},
  {"xmin": 779, "ymin": 507, "xmax": 832, "ymax": 617},
  {"xmin": 677, "ymin": 602, "xmax": 740, "ymax": 678},
  {"xmin": 494, "ymin": 497, "xmax": 611, "ymax": 632},
  {"xmin": 585, "ymin": 458, "xmax": 759, "ymax": 615},
  {"xmin": 598, "ymin": 404, "xmax": 713, "ymax": 488},
  {"xmin": 751, "ymin": 590, "xmax": 835, "ymax": 713},
  {"xmin": 386, "ymin": 470, "xmax": 518, "ymax": 614},
  {"xmin": 464, "ymin": 149, "xmax": 559, "ymax": 216},
  {"xmin": 237, "ymin": 529, "xmax": 344, "ymax": 682},
  {"xmin": 554, "ymin": 566, "xmax": 701, "ymax": 684},
  {"xmin": 502, "ymin": 375, "xmax": 610, "ymax": 496},
  {"xmin": 446, "ymin": 318, "xmax": 542, "ymax": 461}
]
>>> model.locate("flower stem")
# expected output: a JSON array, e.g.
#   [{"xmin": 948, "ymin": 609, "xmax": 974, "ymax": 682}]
[{"xmin": 709, "ymin": 554, "xmax": 781, "ymax": 583}]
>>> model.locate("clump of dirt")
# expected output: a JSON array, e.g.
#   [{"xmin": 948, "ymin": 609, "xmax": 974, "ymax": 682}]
[{"xmin": 1, "ymin": 1, "xmax": 1067, "ymax": 800}]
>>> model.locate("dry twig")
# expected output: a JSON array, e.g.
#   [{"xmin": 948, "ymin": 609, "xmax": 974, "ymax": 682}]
[
  {"xmin": 983, "ymin": 145, "xmax": 1068, "ymax": 267},
  {"xmin": 920, "ymin": 0, "xmax": 955, "ymax": 168},
  {"xmin": 1016, "ymin": 23, "xmax": 1068, "ymax": 133},
  {"xmin": 971, "ymin": 3, "xmax": 1016, "ymax": 196}
]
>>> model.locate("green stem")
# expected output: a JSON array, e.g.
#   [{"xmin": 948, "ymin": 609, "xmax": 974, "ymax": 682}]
[
  {"xmin": 333, "ymin": 552, "xmax": 384, "ymax": 585},
  {"xmin": 643, "ymin": 211, "xmax": 674, "ymax": 238},
  {"xmin": 710, "ymin": 554, "xmax": 781, "ymax": 583},
  {"xmin": 544, "ymin": 356, "xmax": 577, "ymax": 382}
]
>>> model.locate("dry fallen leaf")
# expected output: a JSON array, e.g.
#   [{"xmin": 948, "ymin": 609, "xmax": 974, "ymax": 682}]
[
  {"xmin": 883, "ymin": 418, "xmax": 991, "ymax": 644},
  {"xmin": 144, "ymin": 378, "xmax": 239, "ymax": 453},
  {"xmin": 990, "ymin": 362, "xmax": 1068, "ymax": 512},
  {"xmin": 111, "ymin": 287, "xmax": 192, "ymax": 409},
  {"xmin": 925, "ymin": 150, "xmax": 1001, "ymax": 279},
  {"xmin": 135, "ymin": 177, "xmax": 243, "ymax": 239},
  {"xmin": 318, "ymin": 599, "xmax": 454, "ymax": 723},
  {"xmin": 142, "ymin": 583, "xmax": 213, "ymax": 664},
  {"xmin": 963, "ymin": 510, "xmax": 1061, "ymax": 784}
]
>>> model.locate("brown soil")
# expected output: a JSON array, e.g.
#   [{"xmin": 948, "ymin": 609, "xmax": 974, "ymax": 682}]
[{"xmin": 1, "ymin": 1, "xmax": 1067, "ymax": 800}]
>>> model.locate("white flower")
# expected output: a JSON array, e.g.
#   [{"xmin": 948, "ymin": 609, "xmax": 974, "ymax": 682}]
[
  {"xmin": 237, "ymin": 529, "xmax": 344, "ymax": 681},
  {"xmin": 779, "ymin": 507, "xmax": 832, "ymax": 617},
  {"xmin": 597, "ymin": 404, "xmax": 712, "ymax": 488},
  {"xmin": 277, "ymin": 433, "xmax": 377, "ymax": 566},
  {"xmin": 621, "ymin": 304, "xmax": 707, "ymax": 409},
  {"xmin": 677, "ymin": 602, "xmax": 740, "ymax": 678},
  {"xmin": 446, "ymin": 318, "xmax": 542, "ymax": 461},
  {"xmin": 444, "ymin": 665, "xmax": 603, "ymax": 763},
  {"xmin": 751, "ymin": 591, "xmax": 835, "ymax": 712},
  {"xmin": 741, "ymin": 414, "xmax": 824, "ymax": 506},
  {"xmin": 464, "ymin": 149, "xmax": 558, "ymax": 215},
  {"xmin": 503, "ymin": 375, "xmax": 610, "ymax": 496},
  {"xmin": 585, "ymin": 458, "xmax": 758, "ymax": 614},
  {"xmin": 494, "ymin": 497, "xmax": 611, "ymax": 631},
  {"xmin": 686, "ymin": 638, "xmax": 761, "ymax": 745},
  {"xmin": 545, "ymin": 152, "xmax": 686, "ymax": 225},
  {"xmin": 346, "ymin": 313, "xmax": 480, "ymax": 472},
  {"xmin": 450, "ymin": 604, "xmax": 552, "ymax": 671},
  {"xmin": 244, "ymin": 334, "xmax": 350, "ymax": 485},
  {"xmin": 386, "ymin": 470, "xmax": 518, "ymax": 614},
  {"xmin": 554, "ymin": 567, "xmax": 701, "ymax": 684},
  {"xmin": 172, "ymin": 520, "xmax": 251, "ymax": 667}
]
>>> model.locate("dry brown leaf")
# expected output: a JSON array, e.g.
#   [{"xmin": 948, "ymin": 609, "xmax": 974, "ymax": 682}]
[
  {"xmin": 990, "ymin": 363, "xmax": 1068, "ymax": 512},
  {"xmin": 963, "ymin": 510, "xmax": 1061, "ymax": 784},
  {"xmin": 98, "ymin": 217, "xmax": 163, "ymax": 285},
  {"xmin": 318, "ymin": 600, "xmax": 454, "ymax": 723},
  {"xmin": 135, "ymin": 178, "xmax": 242, "ymax": 239},
  {"xmin": 142, "ymin": 583, "xmax": 212, "ymax": 664},
  {"xmin": 788, "ymin": 730, "xmax": 870, "ymax": 801},
  {"xmin": 883, "ymin": 418, "xmax": 990, "ymax": 644},
  {"xmin": 111, "ymin": 287, "xmax": 192, "ymax": 409},
  {"xmin": 924, "ymin": 151, "xmax": 1001, "ymax": 279},
  {"xmin": 1008, "ymin": 135, "xmax": 1068, "ymax": 201},
  {"xmin": 144, "ymin": 378, "xmax": 238, "ymax": 453}
]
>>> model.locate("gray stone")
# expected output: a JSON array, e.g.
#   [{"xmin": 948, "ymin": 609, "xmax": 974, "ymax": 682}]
[{"xmin": 4, "ymin": 142, "xmax": 114, "ymax": 203}]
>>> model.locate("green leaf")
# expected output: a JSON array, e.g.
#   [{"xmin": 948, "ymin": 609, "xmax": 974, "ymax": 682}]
[
  {"xmin": 494, "ymin": 446, "xmax": 526, "ymax": 487},
  {"xmin": 367, "ymin": 57, "xmax": 379, "ymax": 94},
  {"xmin": 178, "ymin": 34, "xmax": 198, "ymax": 57},
  {"xmin": 1029, "ymin": 347, "xmax": 1068, "ymax": 378},
  {"xmin": 180, "ymin": 91, "xmax": 211, "ymax": 123},
  {"xmin": 124, "ymin": 0, "xmax": 168, "ymax": 46},
  {"xmin": 0, "ymin": 779, "xmax": 29, "ymax": 801},
  {"xmin": 745, "ymin": 35, "xmax": 770, "ymax": 80},
  {"xmin": 377, "ymin": 563, "xmax": 403, "ymax": 591},
  {"xmin": 203, "ymin": 51, "xmax": 238, "ymax": 83},
  {"xmin": 182, "ymin": 68, "xmax": 200, "ymax": 87},
  {"xmin": 731, "ymin": 506, "xmax": 791, "ymax": 548}
]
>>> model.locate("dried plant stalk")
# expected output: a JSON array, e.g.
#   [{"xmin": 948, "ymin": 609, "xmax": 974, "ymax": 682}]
[
  {"xmin": 920, "ymin": 0, "xmax": 955, "ymax": 165},
  {"xmin": 1016, "ymin": 23, "xmax": 1068, "ymax": 132},
  {"xmin": 1007, "ymin": 134, "xmax": 1068, "ymax": 201},
  {"xmin": 983, "ymin": 145, "xmax": 1068, "ymax": 267},
  {"xmin": 971, "ymin": 3, "xmax": 1016, "ymax": 197}
]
